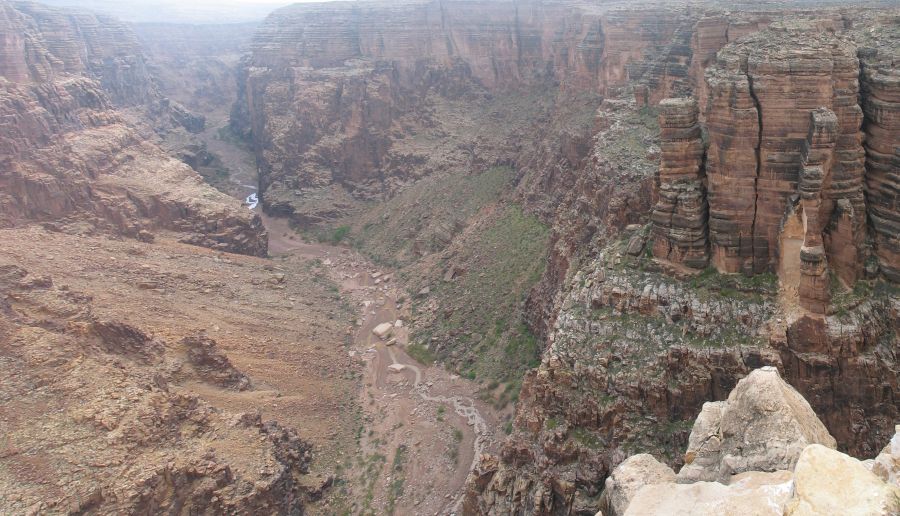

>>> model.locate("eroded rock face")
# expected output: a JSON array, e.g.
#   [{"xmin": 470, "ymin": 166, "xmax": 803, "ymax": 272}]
[
  {"xmin": 0, "ymin": 0, "xmax": 267, "ymax": 255},
  {"xmin": 677, "ymin": 367, "xmax": 836, "ymax": 483}
]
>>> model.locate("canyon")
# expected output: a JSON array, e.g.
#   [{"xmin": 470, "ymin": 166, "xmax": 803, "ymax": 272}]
[{"xmin": 0, "ymin": 0, "xmax": 898, "ymax": 515}]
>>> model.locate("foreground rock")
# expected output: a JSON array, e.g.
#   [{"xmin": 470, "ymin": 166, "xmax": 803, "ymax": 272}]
[
  {"xmin": 625, "ymin": 470, "xmax": 794, "ymax": 516},
  {"xmin": 677, "ymin": 367, "xmax": 836, "ymax": 483},
  {"xmin": 599, "ymin": 454, "xmax": 676, "ymax": 516},
  {"xmin": 787, "ymin": 444, "xmax": 900, "ymax": 515},
  {"xmin": 604, "ymin": 368, "xmax": 899, "ymax": 516}
]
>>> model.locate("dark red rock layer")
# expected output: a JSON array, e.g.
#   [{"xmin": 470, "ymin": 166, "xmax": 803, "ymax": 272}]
[{"xmin": 705, "ymin": 27, "xmax": 867, "ymax": 279}]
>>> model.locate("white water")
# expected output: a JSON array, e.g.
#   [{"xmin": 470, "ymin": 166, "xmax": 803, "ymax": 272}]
[{"xmin": 245, "ymin": 192, "xmax": 259, "ymax": 210}]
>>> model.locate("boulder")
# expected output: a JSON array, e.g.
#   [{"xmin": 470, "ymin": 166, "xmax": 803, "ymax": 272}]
[
  {"xmin": 786, "ymin": 444, "xmax": 900, "ymax": 516},
  {"xmin": 624, "ymin": 470, "xmax": 794, "ymax": 516},
  {"xmin": 599, "ymin": 454, "xmax": 676, "ymax": 516},
  {"xmin": 388, "ymin": 363, "xmax": 406, "ymax": 373},
  {"xmin": 678, "ymin": 367, "xmax": 836, "ymax": 483},
  {"xmin": 372, "ymin": 322, "xmax": 393, "ymax": 339},
  {"xmin": 871, "ymin": 425, "xmax": 900, "ymax": 486}
]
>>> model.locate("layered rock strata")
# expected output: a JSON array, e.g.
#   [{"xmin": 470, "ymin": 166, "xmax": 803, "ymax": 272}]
[
  {"xmin": 704, "ymin": 27, "xmax": 867, "ymax": 280},
  {"xmin": 859, "ymin": 35, "xmax": 900, "ymax": 282},
  {"xmin": 651, "ymin": 98, "xmax": 709, "ymax": 268}
]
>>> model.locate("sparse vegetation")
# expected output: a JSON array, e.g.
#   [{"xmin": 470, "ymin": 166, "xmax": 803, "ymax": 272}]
[
  {"xmin": 406, "ymin": 342, "xmax": 436, "ymax": 366},
  {"xmin": 386, "ymin": 445, "xmax": 408, "ymax": 515},
  {"xmin": 330, "ymin": 225, "xmax": 351, "ymax": 245},
  {"xmin": 412, "ymin": 203, "xmax": 550, "ymax": 382}
]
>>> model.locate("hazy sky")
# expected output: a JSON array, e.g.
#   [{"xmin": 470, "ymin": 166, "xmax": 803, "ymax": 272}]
[{"xmin": 39, "ymin": 0, "xmax": 338, "ymax": 24}]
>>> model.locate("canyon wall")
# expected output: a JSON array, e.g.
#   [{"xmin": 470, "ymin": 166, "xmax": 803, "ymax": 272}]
[
  {"xmin": 859, "ymin": 32, "xmax": 900, "ymax": 283},
  {"xmin": 236, "ymin": 1, "xmax": 704, "ymax": 224},
  {"xmin": 467, "ymin": 14, "xmax": 899, "ymax": 515},
  {"xmin": 0, "ymin": 0, "xmax": 266, "ymax": 255}
]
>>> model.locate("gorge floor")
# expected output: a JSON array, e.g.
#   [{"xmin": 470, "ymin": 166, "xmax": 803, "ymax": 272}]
[{"xmin": 199, "ymin": 121, "xmax": 503, "ymax": 515}]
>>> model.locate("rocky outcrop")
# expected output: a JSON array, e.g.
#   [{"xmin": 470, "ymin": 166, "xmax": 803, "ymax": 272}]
[
  {"xmin": 651, "ymin": 97, "xmax": 709, "ymax": 268},
  {"xmin": 0, "ymin": 265, "xmax": 314, "ymax": 513},
  {"xmin": 0, "ymin": 0, "xmax": 266, "ymax": 255},
  {"xmin": 183, "ymin": 333, "xmax": 252, "ymax": 390},
  {"xmin": 676, "ymin": 367, "xmax": 836, "ymax": 483},
  {"xmin": 600, "ymin": 368, "xmax": 899, "ymax": 516}
]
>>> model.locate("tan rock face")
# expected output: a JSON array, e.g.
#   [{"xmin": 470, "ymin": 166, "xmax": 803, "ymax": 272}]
[
  {"xmin": 624, "ymin": 470, "xmax": 795, "ymax": 516},
  {"xmin": 871, "ymin": 425, "xmax": 900, "ymax": 487},
  {"xmin": 786, "ymin": 444, "xmax": 900, "ymax": 516},
  {"xmin": 599, "ymin": 454, "xmax": 676, "ymax": 516},
  {"xmin": 677, "ymin": 367, "xmax": 836, "ymax": 483}
]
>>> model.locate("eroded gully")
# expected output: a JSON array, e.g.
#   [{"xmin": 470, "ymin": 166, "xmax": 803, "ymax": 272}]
[{"xmin": 202, "ymin": 126, "xmax": 498, "ymax": 513}]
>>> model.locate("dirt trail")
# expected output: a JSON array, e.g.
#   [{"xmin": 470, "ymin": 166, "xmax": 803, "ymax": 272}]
[{"xmin": 198, "ymin": 125, "xmax": 500, "ymax": 515}]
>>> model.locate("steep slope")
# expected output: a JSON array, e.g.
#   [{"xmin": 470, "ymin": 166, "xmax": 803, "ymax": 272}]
[
  {"xmin": 0, "ymin": 0, "xmax": 265, "ymax": 255},
  {"xmin": 0, "ymin": 3, "xmax": 362, "ymax": 513}
]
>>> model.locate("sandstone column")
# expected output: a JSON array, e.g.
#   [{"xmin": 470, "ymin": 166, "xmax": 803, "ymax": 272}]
[
  {"xmin": 797, "ymin": 108, "xmax": 837, "ymax": 313},
  {"xmin": 704, "ymin": 60, "xmax": 761, "ymax": 274},
  {"xmin": 651, "ymin": 98, "xmax": 709, "ymax": 268}
]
